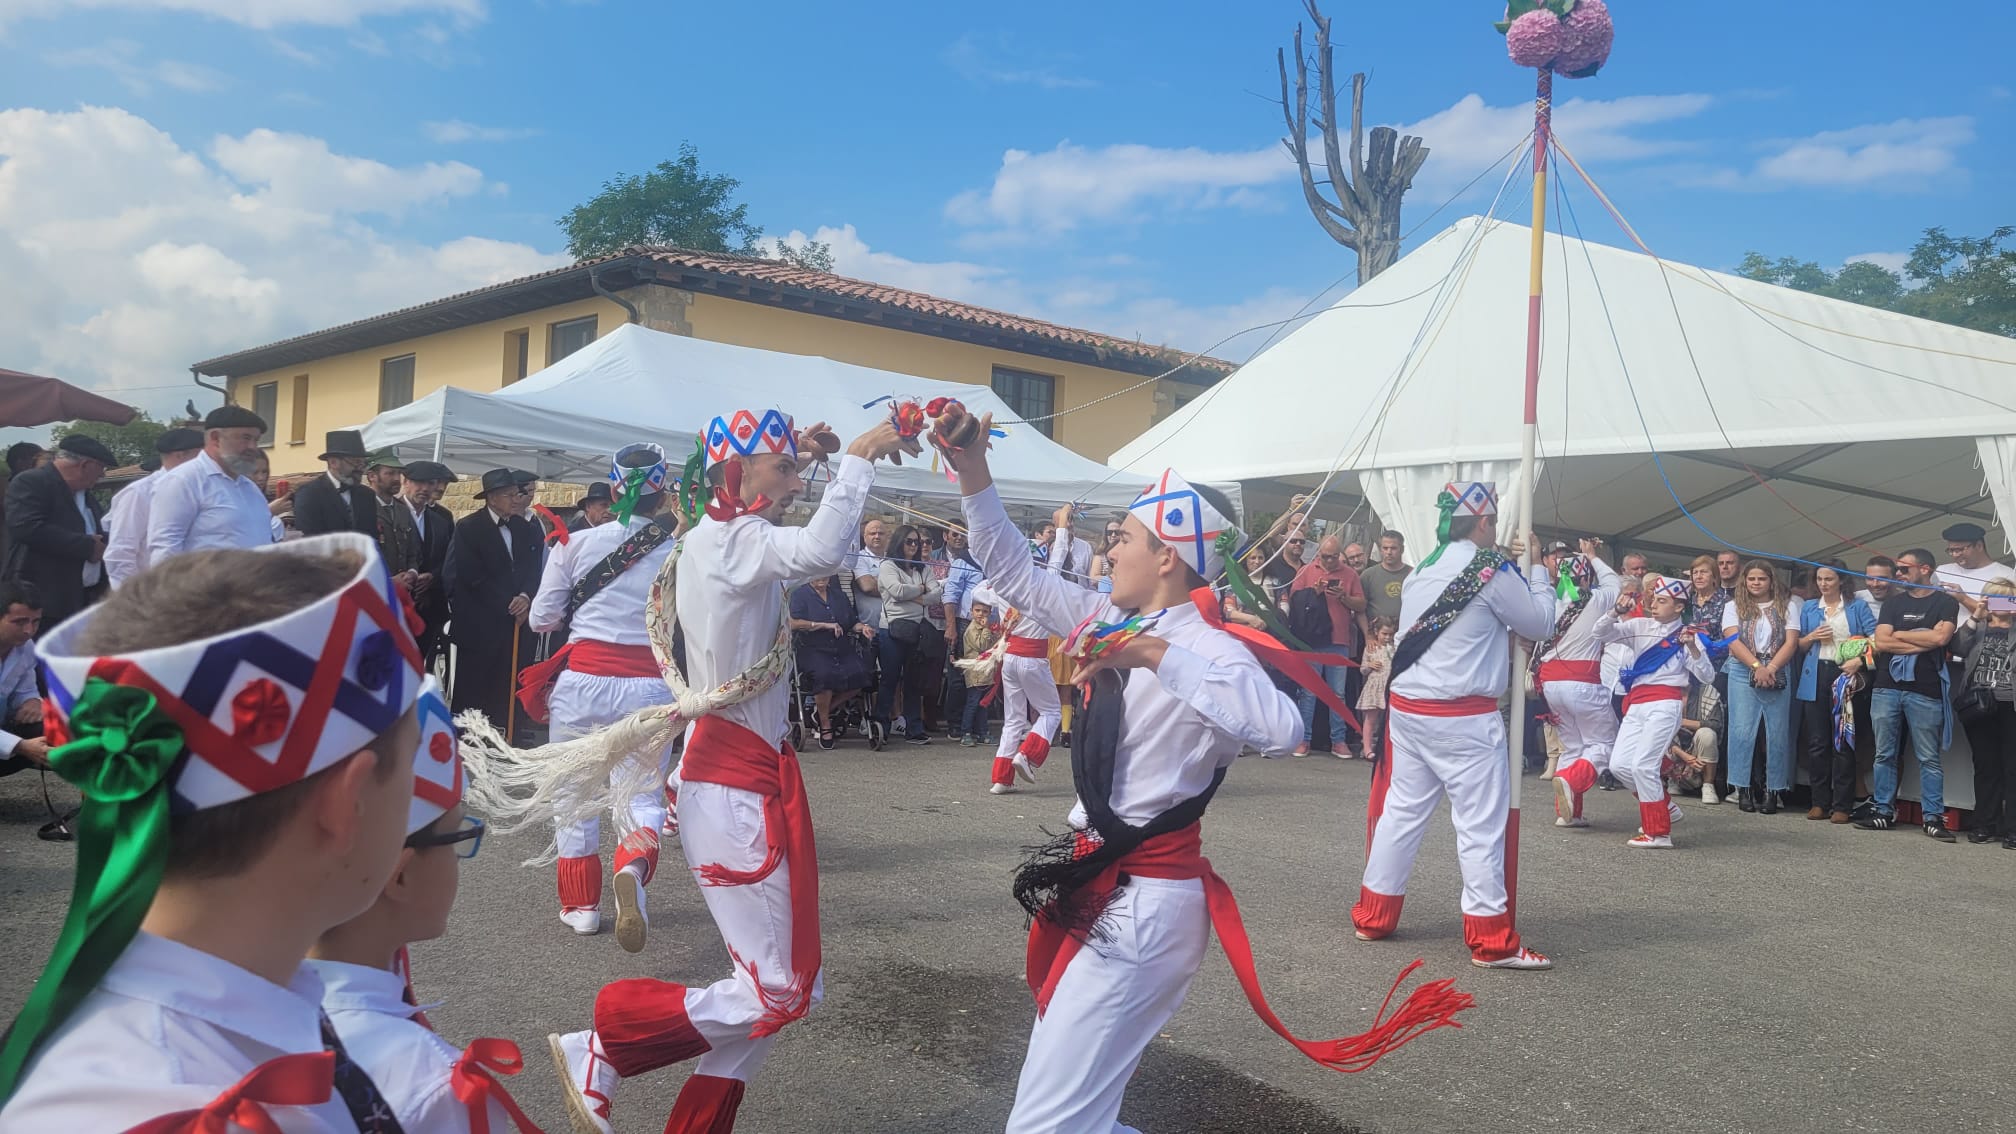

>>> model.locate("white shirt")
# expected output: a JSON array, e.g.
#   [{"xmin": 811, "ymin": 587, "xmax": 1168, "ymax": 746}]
[
  {"xmin": 147, "ymin": 450, "xmax": 278, "ymax": 564},
  {"xmin": 1720, "ymin": 598, "xmax": 1801, "ymax": 653},
  {"xmin": 103, "ymin": 472, "xmax": 158, "ymax": 587},
  {"xmin": 0, "ymin": 639, "xmax": 40, "ymax": 757},
  {"xmin": 1539, "ymin": 556, "xmax": 1621, "ymax": 665},
  {"xmin": 530, "ymin": 514, "xmax": 678, "ymax": 644},
  {"xmin": 486, "ymin": 507, "xmax": 514, "ymax": 558},
  {"xmin": 679, "ymin": 456, "xmax": 873, "ymax": 747},
  {"xmin": 308, "ymin": 959, "xmax": 508, "ymax": 1134},
  {"xmin": 1388, "ymin": 540, "xmax": 1557, "ymax": 702},
  {"xmin": 1937, "ymin": 560, "xmax": 2016, "ymax": 629},
  {"xmin": 965, "ymin": 485, "xmax": 1300, "ymax": 824},
  {"xmin": 1594, "ymin": 612, "xmax": 1718, "ymax": 692},
  {"xmin": 850, "ymin": 547, "xmax": 885, "ymax": 629},
  {"xmin": 72, "ymin": 489, "xmax": 102, "ymax": 589},
  {"xmin": 1, "ymin": 932, "xmax": 356, "ymax": 1132},
  {"xmin": 1045, "ymin": 528, "xmax": 1097, "ymax": 588},
  {"xmin": 404, "ymin": 495, "xmax": 434, "ymax": 545}
]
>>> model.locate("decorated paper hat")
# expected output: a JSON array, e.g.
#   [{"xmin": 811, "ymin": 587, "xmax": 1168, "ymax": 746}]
[
  {"xmin": 37, "ymin": 531, "xmax": 425, "ymax": 814},
  {"xmin": 1130, "ymin": 469, "xmax": 1238, "ymax": 582},
  {"xmin": 1447, "ymin": 482, "xmax": 1498, "ymax": 517},
  {"xmin": 408, "ymin": 675, "xmax": 461, "ymax": 836},
  {"xmin": 608, "ymin": 442, "xmax": 669, "ymax": 525},
  {"xmin": 1650, "ymin": 576, "xmax": 1690, "ymax": 603},
  {"xmin": 702, "ymin": 409, "xmax": 797, "ymax": 473}
]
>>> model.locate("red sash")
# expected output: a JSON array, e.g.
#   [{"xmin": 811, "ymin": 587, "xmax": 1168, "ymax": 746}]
[
  {"xmin": 514, "ymin": 640, "xmax": 659, "ymax": 723},
  {"xmin": 1536, "ymin": 660, "xmax": 1601, "ymax": 685},
  {"xmin": 1026, "ymin": 823, "xmax": 1472, "ymax": 1073},
  {"xmin": 122, "ymin": 1053, "xmax": 334, "ymax": 1134},
  {"xmin": 1621, "ymin": 683, "xmax": 1686, "ymax": 712},
  {"xmin": 680, "ymin": 715, "xmax": 820, "ymax": 1038},
  {"xmin": 1189, "ymin": 586, "xmax": 1359, "ymax": 734},
  {"xmin": 1388, "ymin": 693, "xmax": 1499, "ymax": 717},
  {"xmin": 450, "ymin": 1038, "xmax": 544, "ymax": 1134},
  {"xmin": 1005, "ymin": 635, "xmax": 1049, "ymax": 658}
]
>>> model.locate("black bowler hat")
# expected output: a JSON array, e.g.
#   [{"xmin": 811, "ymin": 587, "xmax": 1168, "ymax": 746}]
[
  {"xmin": 320, "ymin": 430, "xmax": 369, "ymax": 461},
  {"xmin": 55, "ymin": 434, "xmax": 117, "ymax": 466},
  {"xmin": 402, "ymin": 460, "xmax": 454, "ymax": 484},
  {"xmin": 155, "ymin": 428, "xmax": 203, "ymax": 454},
  {"xmin": 1942, "ymin": 522, "xmax": 1988, "ymax": 544},
  {"xmin": 474, "ymin": 468, "xmax": 523, "ymax": 500},
  {"xmin": 581, "ymin": 481, "xmax": 613, "ymax": 504}
]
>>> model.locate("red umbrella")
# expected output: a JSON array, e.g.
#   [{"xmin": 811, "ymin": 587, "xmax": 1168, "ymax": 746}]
[{"xmin": 0, "ymin": 367, "xmax": 138, "ymax": 428}]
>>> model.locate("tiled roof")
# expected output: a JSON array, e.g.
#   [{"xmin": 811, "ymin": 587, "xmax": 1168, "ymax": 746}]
[{"xmin": 193, "ymin": 247, "xmax": 1234, "ymax": 382}]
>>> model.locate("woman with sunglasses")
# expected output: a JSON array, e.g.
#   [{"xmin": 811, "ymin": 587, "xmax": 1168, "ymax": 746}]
[
  {"xmin": 1090, "ymin": 519, "xmax": 1123, "ymax": 595},
  {"xmin": 874, "ymin": 524, "xmax": 944, "ymax": 744}
]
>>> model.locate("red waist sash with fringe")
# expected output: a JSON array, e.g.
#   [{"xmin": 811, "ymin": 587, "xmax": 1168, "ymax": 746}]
[
  {"xmin": 680, "ymin": 714, "xmax": 820, "ymax": 1038},
  {"xmin": 1536, "ymin": 659, "xmax": 1602, "ymax": 685},
  {"xmin": 514, "ymin": 640, "xmax": 658, "ymax": 723},
  {"xmin": 1621, "ymin": 682, "xmax": 1686, "ymax": 712},
  {"xmin": 1025, "ymin": 822, "xmax": 1472, "ymax": 1073}
]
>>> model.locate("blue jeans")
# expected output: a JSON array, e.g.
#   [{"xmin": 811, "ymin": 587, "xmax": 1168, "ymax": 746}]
[
  {"xmin": 1724, "ymin": 660, "xmax": 1795, "ymax": 791},
  {"xmin": 1296, "ymin": 662, "xmax": 1354, "ymax": 747},
  {"xmin": 1871, "ymin": 688, "xmax": 1945, "ymax": 820},
  {"xmin": 961, "ymin": 685, "xmax": 991, "ymax": 741}
]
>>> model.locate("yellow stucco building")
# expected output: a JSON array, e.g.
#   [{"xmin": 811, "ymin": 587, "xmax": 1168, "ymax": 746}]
[{"xmin": 194, "ymin": 247, "xmax": 1231, "ymax": 466}]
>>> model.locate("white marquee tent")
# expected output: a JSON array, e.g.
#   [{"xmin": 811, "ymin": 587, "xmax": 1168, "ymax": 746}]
[
  {"xmin": 1110, "ymin": 215, "xmax": 2016, "ymax": 808},
  {"xmin": 360, "ymin": 384, "xmax": 682, "ymax": 480}
]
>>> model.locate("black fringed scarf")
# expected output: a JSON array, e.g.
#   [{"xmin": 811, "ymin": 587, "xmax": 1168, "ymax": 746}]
[
  {"xmin": 1011, "ymin": 667, "xmax": 1226, "ymax": 940},
  {"xmin": 1389, "ymin": 548, "xmax": 1511, "ymax": 684}
]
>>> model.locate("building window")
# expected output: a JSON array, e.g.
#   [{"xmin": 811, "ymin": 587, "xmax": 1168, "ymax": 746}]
[
  {"xmin": 379, "ymin": 354, "xmax": 416, "ymax": 411},
  {"xmin": 251, "ymin": 382, "xmax": 278, "ymax": 446},
  {"xmin": 503, "ymin": 329, "xmax": 530, "ymax": 385},
  {"xmin": 990, "ymin": 366, "xmax": 1056, "ymax": 438},
  {"xmin": 548, "ymin": 315, "xmax": 597, "ymax": 364},
  {"xmin": 289, "ymin": 375, "xmax": 310, "ymax": 444},
  {"xmin": 1174, "ymin": 393, "xmax": 1195, "ymax": 411}
]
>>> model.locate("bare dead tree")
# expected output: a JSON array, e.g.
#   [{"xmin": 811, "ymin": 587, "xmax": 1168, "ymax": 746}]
[{"xmin": 1278, "ymin": 0, "xmax": 1429, "ymax": 282}]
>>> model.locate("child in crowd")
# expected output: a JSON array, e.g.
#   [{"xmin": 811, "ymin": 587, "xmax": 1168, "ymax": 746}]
[
  {"xmin": 958, "ymin": 591, "xmax": 1003, "ymax": 746},
  {"xmin": 0, "ymin": 534, "xmax": 425, "ymax": 1131},
  {"xmin": 1356, "ymin": 617, "xmax": 1397, "ymax": 760},
  {"xmin": 308, "ymin": 677, "xmax": 539, "ymax": 1132}
]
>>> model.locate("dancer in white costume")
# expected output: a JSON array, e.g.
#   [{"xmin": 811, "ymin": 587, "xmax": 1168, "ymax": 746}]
[
  {"xmin": 1533, "ymin": 540, "xmax": 1621, "ymax": 829},
  {"xmin": 986, "ymin": 596, "xmax": 1063, "ymax": 796},
  {"xmin": 933, "ymin": 401, "xmax": 1473, "ymax": 1134},
  {"xmin": 1593, "ymin": 576, "xmax": 1719, "ymax": 848},
  {"xmin": 520, "ymin": 443, "xmax": 683, "ymax": 948},
  {"xmin": 1352, "ymin": 482, "xmax": 1559, "ymax": 970}
]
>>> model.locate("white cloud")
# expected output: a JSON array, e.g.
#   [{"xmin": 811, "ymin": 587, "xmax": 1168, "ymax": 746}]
[
  {"xmin": 47, "ymin": 40, "xmax": 229, "ymax": 94},
  {"xmin": 1750, "ymin": 116, "xmax": 1973, "ymax": 187},
  {"xmin": 422, "ymin": 119, "xmax": 540, "ymax": 144},
  {"xmin": 942, "ymin": 33, "xmax": 1096, "ymax": 90},
  {"xmin": 1845, "ymin": 250, "xmax": 1910, "ymax": 275},
  {"xmin": 0, "ymin": 105, "xmax": 566, "ymax": 414},
  {"xmin": 947, "ymin": 142, "xmax": 1289, "ymax": 239},
  {"xmin": 1394, "ymin": 92, "xmax": 1713, "ymax": 196},
  {"xmin": 0, "ymin": 0, "xmax": 485, "ymax": 30}
]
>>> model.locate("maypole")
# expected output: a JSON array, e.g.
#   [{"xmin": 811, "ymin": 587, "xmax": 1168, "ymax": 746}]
[{"xmin": 1493, "ymin": 0, "xmax": 1613, "ymax": 918}]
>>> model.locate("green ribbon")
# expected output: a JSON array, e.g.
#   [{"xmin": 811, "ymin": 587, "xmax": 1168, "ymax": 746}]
[
  {"xmin": 1215, "ymin": 529, "xmax": 1321, "ymax": 653},
  {"xmin": 676, "ymin": 437, "xmax": 708, "ymax": 528},
  {"xmin": 0, "ymin": 680, "xmax": 185, "ymax": 1102},
  {"xmin": 1419, "ymin": 490, "xmax": 1461, "ymax": 569},
  {"xmin": 609, "ymin": 465, "xmax": 655, "ymax": 527}
]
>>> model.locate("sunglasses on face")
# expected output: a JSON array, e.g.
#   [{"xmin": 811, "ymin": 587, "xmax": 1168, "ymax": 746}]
[{"xmin": 406, "ymin": 814, "xmax": 485, "ymax": 859}]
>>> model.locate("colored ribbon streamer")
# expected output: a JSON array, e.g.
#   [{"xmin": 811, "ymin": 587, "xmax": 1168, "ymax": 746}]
[
  {"xmin": 1419, "ymin": 490, "xmax": 1461, "ymax": 568},
  {"xmin": 0, "ymin": 680, "xmax": 187, "ymax": 1103},
  {"xmin": 1831, "ymin": 670, "xmax": 1857, "ymax": 754},
  {"xmin": 121, "ymin": 1052, "xmax": 337, "ymax": 1134},
  {"xmin": 609, "ymin": 465, "xmax": 654, "ymax": 527},
  {"xmin": 450, "ymin": 1038, "xmax": 544, "ymax": 1134},
  {"xmin": 1213, "ymin": 529, "xmax": 1321, "ymax": 654},
  {"xmin": 531, "ymin": 504, "xmax": 569, "ymax": 546},
  {"xmin": 1192, "ymin": 586, "xmax": 1359, "ymax": 733}
]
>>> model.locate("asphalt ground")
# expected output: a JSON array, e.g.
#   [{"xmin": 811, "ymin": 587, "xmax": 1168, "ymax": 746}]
[{"xmin": 2, "ymin": 739, "xmax": 2012, "ymax": 1134}]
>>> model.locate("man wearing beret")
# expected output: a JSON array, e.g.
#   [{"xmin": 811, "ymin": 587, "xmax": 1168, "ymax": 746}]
[
  {"xmin": 146, "ymin": 404, "xmax": 277, "ymax": 562},
  {"xmin": 292, "ymin": 429, "xmax": 381, "ymax": 538},
  {"xmin": 102, "ymin": 427, "xmax": 203, "ymax": 588},
  {"xmin": 399, "ymin": 459, "xmax": 457, "ymax": 668},
  {"xmin": 1, "ymin": 433, "xmax": 112, "ymax": 630},
  {"xmin": 448, "ymin": 468, "xmax": 543, "ymax": 725},
  {"xmin": 1937, "ymin": 521, "xmax": 2016, "ymax": 630}
]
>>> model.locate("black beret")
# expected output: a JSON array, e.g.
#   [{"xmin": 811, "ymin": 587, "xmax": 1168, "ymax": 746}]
[
  {"xmin": 55, "ymin": 434, "xmax": 117, "ymax": 465},
  {"xmin": 203, "ymin": 405, "xmax": 267, "ymax": 432},
  {"xmin": 155, "ymin": 428, "xmax": 204, "ymax": 453},
  {"xmin": 1942, "ymin": 522, "xmax": 1988, "ymax": 544}
]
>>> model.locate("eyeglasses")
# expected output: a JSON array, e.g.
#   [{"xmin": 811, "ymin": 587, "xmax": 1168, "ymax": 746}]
[{"xmin": 406, "ymin": 814, "xmax": 485, "ymax": 859}]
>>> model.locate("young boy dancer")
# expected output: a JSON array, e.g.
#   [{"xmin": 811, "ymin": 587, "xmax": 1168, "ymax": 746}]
[
  {"xmin": 1594, "ymin": 577, "xmax": 1719, "ymax": 848},
  {"xmin": 0, "ymin": 533, "xmax": 424, "ymax": 1131},
  {"xmin": 1534, "ymin": 541, "xmax": 1621, "ymax": 829},
  {"xmin": 309, "ymin": 676, "xmax": 541, "ymax": 1131},
  {"xmin": 480, "ymin": 409, "xmax": 914, "ymax": 1134},
  {"xmin": 934, "ymin": 403, "xmax": 1472, "ymax": 1134},
  {"xmin": 520, "ymin": 443, "xmax": 683, "ymax": 947},
  {"xmin": 985, "ymin": 592, "xmax": 1062, "ymax": 796}
]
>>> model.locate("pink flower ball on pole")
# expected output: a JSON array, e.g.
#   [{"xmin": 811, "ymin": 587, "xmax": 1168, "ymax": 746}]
[
  {"xmin": 1505, "ymin": 9, "xmax": 1567, "ymax": 68},
  {"xmin": 1495, "ymin": 0, "xmax": 1613, "ymax": 78},
  {"xmin": 1555, "ymin": 0, "xmax": 1614, "ymax": 74}
]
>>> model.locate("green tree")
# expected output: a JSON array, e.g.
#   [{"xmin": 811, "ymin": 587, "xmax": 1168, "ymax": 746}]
[
  {"xmin": 1737, "ymin": 226, "xmax": 2013, "ymax": 337},
  {"xmin": 558, "ymin": 142, "xmax": 834, "ymax": 271},
  {"xmin": 50, "ymin": 410, "xmax": 163, "ymax": 468}
]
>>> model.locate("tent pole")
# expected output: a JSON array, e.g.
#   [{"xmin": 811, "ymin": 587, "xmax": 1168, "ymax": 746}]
[{"xmin": 1505, "ymin": 69, "xmax": 1552, "ymax": 925}]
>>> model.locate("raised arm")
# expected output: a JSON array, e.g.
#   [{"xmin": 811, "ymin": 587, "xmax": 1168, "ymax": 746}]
[
  {"xmin": 723, "ymin": 456, "xmax": 876, "ymax": 588},
  {"xmin": 1483, "ymin": 561, "xmax": 1558, "ymax": 641},
  {"xmin": 962, "ymin": 486, "xmax": 1105, "ymax": 638},
  {"xmin": 1158, "ymin": 633, "xmax": 1303, "ymax": 754}
]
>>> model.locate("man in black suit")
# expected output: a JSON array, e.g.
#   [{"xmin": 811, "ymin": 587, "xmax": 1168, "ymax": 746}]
[
  {"xmin": 448, "ymin": 467, "xmax": 542, "ymax": 727},
  {"xmin": 567, "ymin": 481, "xmax": 614, "ymax": 533},
  {"xmin": 2, "ymin": 434, "xmax": 112, "ymax": 631},
  {"xmin": 291, "ymin": 429, "xmax": 379, "ymax": 537},
  {"xmin": 391, "ymin": 459, "xmax": 456, "ymax": 667}
]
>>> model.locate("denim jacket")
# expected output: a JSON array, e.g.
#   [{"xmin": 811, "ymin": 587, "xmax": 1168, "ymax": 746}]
[{"xmin": 1795, "ymin": 597, "xmax": 1877, "ymax": 702}]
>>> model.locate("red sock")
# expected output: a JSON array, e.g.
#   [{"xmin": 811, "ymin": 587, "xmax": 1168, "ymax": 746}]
[{"xmin": 663, "ymin": 1074, "xmax": 746, "ymax": 1134}]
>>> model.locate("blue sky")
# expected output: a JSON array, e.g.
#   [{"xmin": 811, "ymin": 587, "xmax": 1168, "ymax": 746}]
[{"xmin": 1, "ymin": 0, "xmax": 2010, "ymax": 419}]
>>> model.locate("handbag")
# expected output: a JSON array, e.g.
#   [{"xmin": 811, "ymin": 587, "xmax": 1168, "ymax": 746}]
[
  {"xmin": 887, "ymin": 618, "xmax": 922, "ymax": 647},
  {"xmin": 1954, "ymin": 683, "xmax": 1998, "ymax": 724}
]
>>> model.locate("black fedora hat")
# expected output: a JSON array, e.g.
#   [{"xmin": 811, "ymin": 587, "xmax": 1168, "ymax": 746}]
[
  {"xmin": 474, "ymin": 468, "xmax": 521, "ymax": 499},
  {"xmin": 320, "ymin": 430, "xmax": 369, "ymax": 461},
  {"xmin": 581, "ymin": 481, "xmax": 613, "ymax": 503}
]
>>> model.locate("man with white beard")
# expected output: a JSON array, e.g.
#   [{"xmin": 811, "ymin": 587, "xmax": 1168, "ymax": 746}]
[{"xmin": 146, "ymin": 405, "xmax": 279, "ymax": 562}]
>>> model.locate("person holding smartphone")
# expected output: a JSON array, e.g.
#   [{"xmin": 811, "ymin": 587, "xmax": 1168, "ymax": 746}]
[{"xmin": 1288, "ymin": 534, "xmax": 1367, "ymax": 756}]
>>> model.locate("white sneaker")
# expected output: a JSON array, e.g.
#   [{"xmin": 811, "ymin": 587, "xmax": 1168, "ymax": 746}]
[
  {"xmin": 1473, "ymin": 946, "xmax": 1553, "ymax": 971},
  {"xmin": 1552, "ymin": 777, "xmax": 1579, "ymax": 827},
  {"xmin": 559, "ymin": 908, "xmax": 601, "ymax": 936},
  {"xmin": 1668, "ymin": 800, "xmax": 1685, "ymax": 825},
  {"xmin": 989, "ymin": 782, "xmax": 1014, "ymax": 795},
  {"xmin": 1701, "ymin": 782, "xmax": 1720, "ymax": 805},
  {"xmin": 612, "ymin": 866, "xmax": 648, "ymax": 955},
  {"xmin": 548, "ymin": 1030, "xmax": 617, "ymax": 1134},
  {"xmin": 1555, "ymin": 813, "xmax": 1590, "ymax": 829},
  {"xmin": 1014, "ymin": 756, "xmax": 1036, "ymax": 783},
  {"xmin": 1626, "ymin": 833, "xmax": 1675, "ymax": 849}
]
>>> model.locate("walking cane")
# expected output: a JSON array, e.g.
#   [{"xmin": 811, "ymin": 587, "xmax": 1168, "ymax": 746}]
[{"xmin": 505, "ymin": 616, "xmax": 522, "ymax": 742}]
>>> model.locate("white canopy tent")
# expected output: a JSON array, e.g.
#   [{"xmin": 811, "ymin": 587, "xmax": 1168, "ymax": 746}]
[
  {"xmin": 484, "ymin": 323, "xmax": 1193, "ymax": 514},
  {"xmin": 1110, "ymin": 215, "xmax": 2016, "ymax": 567},
  {"xmin": 359, "ymin": 384, "xmax": 687, "ymax": 480}
]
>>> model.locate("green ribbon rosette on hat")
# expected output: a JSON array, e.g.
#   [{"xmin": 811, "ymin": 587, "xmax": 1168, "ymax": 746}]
[
  {"xmin": 1419, "ymin": 489, "xmax": 1461, "ymax": 569},
  {"xmin": 0, "ymin": 680, "xmax": 186, "ymax": 1101}
]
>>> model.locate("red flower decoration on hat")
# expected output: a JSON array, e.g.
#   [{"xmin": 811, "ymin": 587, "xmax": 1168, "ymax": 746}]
[
  {"xmin": 429, "ymin": 731, "xmax": 453, "ymax": 764},
  {"xmin": 354, "ymin": 630, "xmax": 397, "ymax": 692},
  {"xmin": 230, "ymin": 679, "xmax": 292, "ymax": 747},
  {"xmin": 43, "ymin": 701, "xmax": 69, "ymax": 748}
]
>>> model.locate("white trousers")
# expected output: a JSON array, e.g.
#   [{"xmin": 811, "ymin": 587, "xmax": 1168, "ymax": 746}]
[
  {"xmin": 674, "ymin": 780, "xmax": 824, "ymax": 1082},
  {"xmin": 996, "ymin": 654, "xmax": 1063, "ymax": 759},
  {"xmin": 1542, "ymin": 679, "xmax": 1618, "ymax": 775},
  {"xmin": 1005, "ymin": 876, "xmax": 1208, "ymax": 1134},
  {"xmin": 1362, "ymin": 707, "xmax": 1510, "ymax": 918},
  {"xmin": 551, "ymin": 671, "xmax": 674, "ymax": 863},
  {"xmin": 1612, "ymin": 698, "xmax": 1683, "ymax": 804}
]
